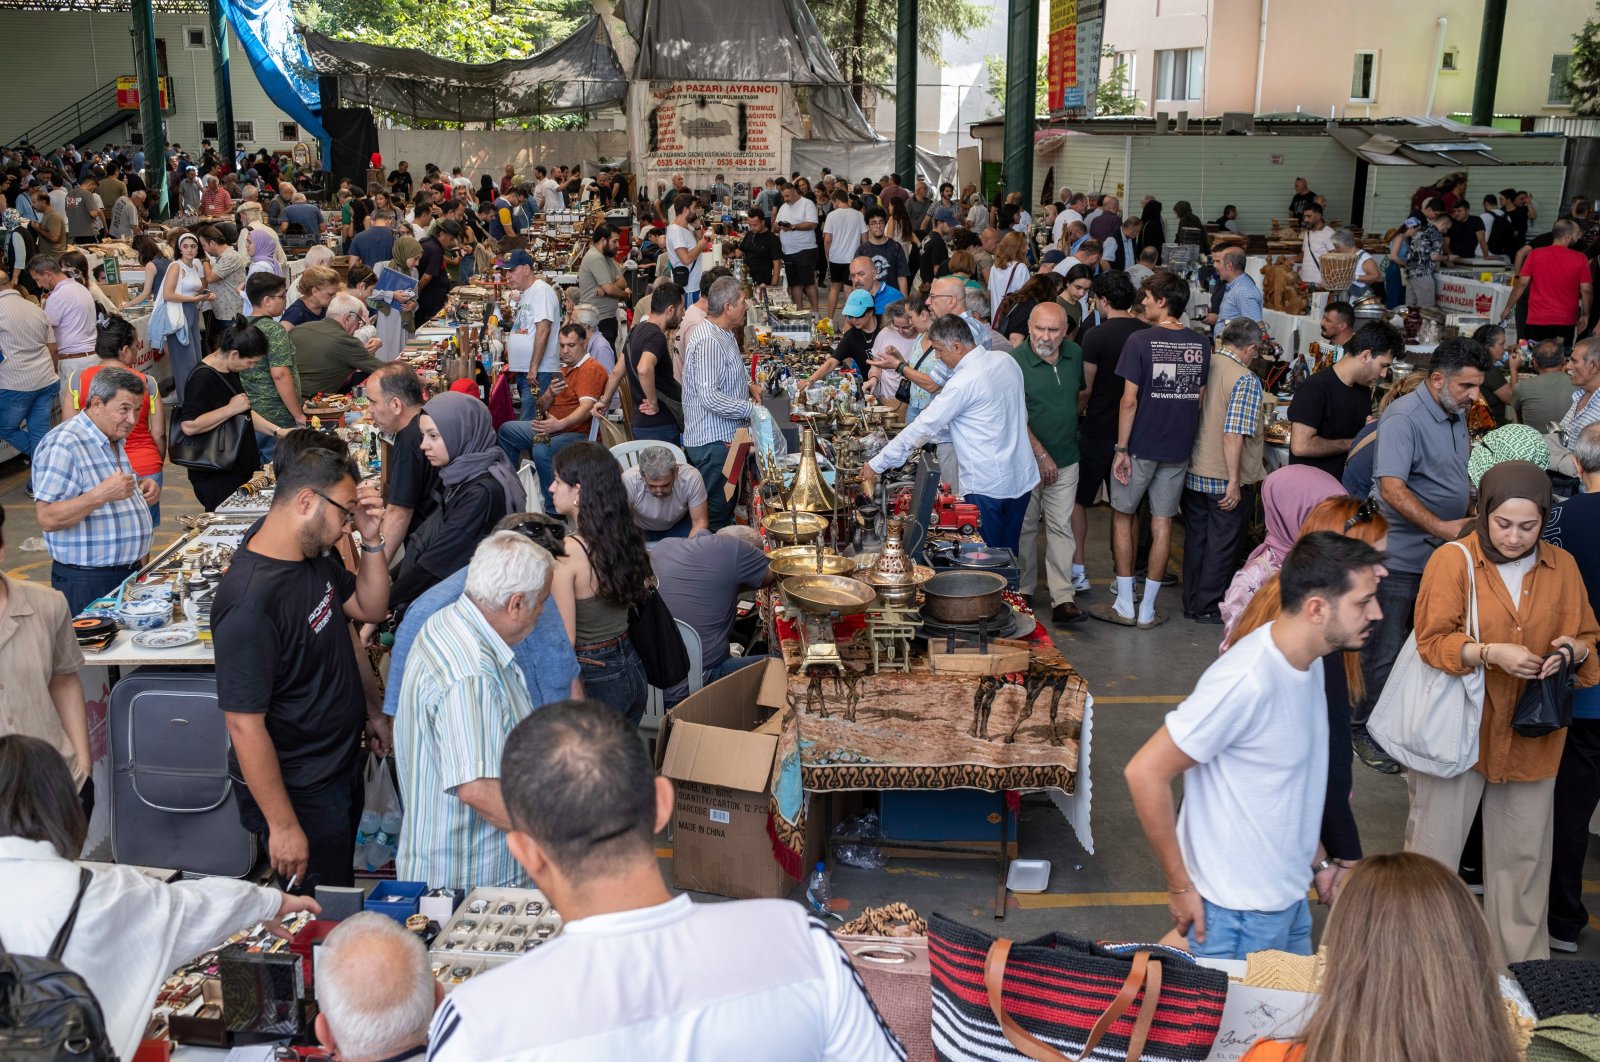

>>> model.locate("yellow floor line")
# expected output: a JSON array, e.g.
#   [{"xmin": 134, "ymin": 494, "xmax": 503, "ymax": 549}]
[
  {"xmin": 1092, "ymin": 696, "xmax": 1187, "ymax": 704},
  {"xmin": 1013, "ymin": 891, "xmax": 1169, "ymax": 909}
]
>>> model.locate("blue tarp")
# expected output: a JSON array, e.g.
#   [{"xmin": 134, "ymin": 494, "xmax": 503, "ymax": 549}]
[{"xmin": 224, "ymin": 0, "xmax": 329, "ymax": 154}]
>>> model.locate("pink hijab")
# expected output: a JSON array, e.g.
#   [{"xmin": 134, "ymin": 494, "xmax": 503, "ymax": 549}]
[
  {"xmin": 249, "ymin": 228, "xmax": 282, "ymax": 275},
  {"xmin": 1247, "ymin": 465, "xmax": 1346, "ymax": 567}
]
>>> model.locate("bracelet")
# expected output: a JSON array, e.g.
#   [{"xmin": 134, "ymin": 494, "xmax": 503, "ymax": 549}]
[
  {"xmin": 359, "ymin": 537, "xmax": 386, "ymax": 554},
  {"xmin": 1311, "ymin": 858, "xmax": 1334, "ymax": 875},
  {"xmin": 1482, "ymin": 643, "xmax": 1493, "ymax": 670},
  {"xmin": 1114, "ymin": 445, "xmax": 1129, "ymax": 454},
  {"xmin": 1167, "ymin": 884, "xmax": 1194, "ymax": 895}
]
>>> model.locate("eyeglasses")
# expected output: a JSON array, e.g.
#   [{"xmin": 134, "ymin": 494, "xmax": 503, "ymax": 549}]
[
  {"xmin": 1344, "ymin": 497, "xmax": 1380, "ymax": 532},
  {"xmin": 312, "ymin": 489, "xmax": 357, "ymax": 526}
]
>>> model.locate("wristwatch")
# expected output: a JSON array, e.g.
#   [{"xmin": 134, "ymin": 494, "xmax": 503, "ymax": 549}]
[
  {"xmin": 359, "ymin": 536, "xmax": 386, "ymax": 554},
  {"xmin": 1114, "ymin": 445, "xmax": 1129, "ymax": 454},
  {"xmin": 1311, "ymin": 858, "xmax": 1335, "ymax": 875}
]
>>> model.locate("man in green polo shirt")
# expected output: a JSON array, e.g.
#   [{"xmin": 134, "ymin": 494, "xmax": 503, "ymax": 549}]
[
  {"xmin": 1011, "ymin": 302, "xmax": 1085, "ymax": 625},
  {"xmin": 240, "ymin": 272, "xmax": 307, "ymax": 465}
]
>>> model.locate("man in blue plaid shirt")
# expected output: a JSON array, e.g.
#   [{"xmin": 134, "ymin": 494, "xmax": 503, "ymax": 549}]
[
  {"xmin": 32, "ymin": 364, "xmax": 156, "ymax": 614},
  {"xmin": 1180, "ymin": 318, "xmax": 1266, "ymax": 624}
]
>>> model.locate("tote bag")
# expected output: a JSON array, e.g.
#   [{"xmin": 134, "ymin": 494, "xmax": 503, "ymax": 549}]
[
  {"xmin": 167, "ymin": 370, "xmax": 247, "ymax": 472},
  {"xmin": 1367, "ymin": 541, "xmax": 1484, "ymax": 778},
  {"xmin": 628, "ymin": 584, "xmax": 690, "ymax": 688}
]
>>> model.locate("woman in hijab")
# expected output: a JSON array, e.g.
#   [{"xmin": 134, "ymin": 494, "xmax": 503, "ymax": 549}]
[
  {"xmin": 388, "ymin": 391, "xmax": 526, "ymax": 612},
  {"xmin": 1219, "ymin": 464, "xmax": 1345, "ymax": 644},
  {"xmin": 249, "ymin": 226, "xmax": 283, "ymax": 277},
  {"xmin": 477, "ymin": 174, "xmax": 496, "ymax": 206},
  {"xmin": 372, "ymin": 236, "xmax": 421, "ymax": 363},
  {"xmin": 1409, "ymin": 461, "xmax": 1600, "ymax": 963}
]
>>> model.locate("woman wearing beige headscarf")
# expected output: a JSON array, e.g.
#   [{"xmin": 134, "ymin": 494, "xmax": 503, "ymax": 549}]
[{"xmin": 372, "ymin": 236, "xmax": 421, "ymax": 363}]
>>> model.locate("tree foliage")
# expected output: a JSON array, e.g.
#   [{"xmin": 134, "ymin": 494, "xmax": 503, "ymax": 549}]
[
  {"xmin": 983, "ymin": 56, "xmax": 1047, "ymax": 117},
  {"xmin": 1569, "ymin": 3, "xmax": 1600, "ymax": 116},
  {"xmin": 296, "ymin": 0, "xmax": 591, "ymax": 63},
  {"xmin": 809, "ymin": 0, "xmax": 988, "ymax": 105},
  {"xmin": 1095, "ymin": 46, "xmax": 1143, "ymax": 117}
]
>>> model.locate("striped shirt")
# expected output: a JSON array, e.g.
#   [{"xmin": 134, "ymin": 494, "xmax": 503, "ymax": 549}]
[
  {"xmin": 395, "ymin": 596, "xmax": 535, "ymax": 892},
  {"xmin": 682, "ymin": 320, "xmax": 754, "ymax": 447},
  {"xmin": 1558, "ymin": 386, "xmax": 1600, "ymax": 450},
  {"xmin": 1186, "ymin": 351, "xmax": 1265, "ymax": 495},
  {"xmin": 0, "ymin": 289, "xmax": 60, "ymax": 392},
  {"xmin": 32, "ymin": 411, "xmax": 152, "ymax": 568}
]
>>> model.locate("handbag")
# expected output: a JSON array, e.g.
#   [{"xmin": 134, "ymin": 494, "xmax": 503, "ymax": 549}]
[
  {"xmin": 1367, "ymin": 541, "xmax": 1484, "ymax": 778},
  {"xmin": 929, "ymin": 915, "xmax": 1228, "ymax": 1062},
  {"xmin": 837, "ymin": 932, "xmax": 934, "ymax": 1062},
  {"xmin": 167, "ymin": 369, "xmax": 247, "ymax": 472},
  {"xmin": 1512, "ymin": 645, "xmax": 1577, "ymax": 738},
  {"xmin": 628, "ymin": 583, "xmax": 690, "ymax": 688}
]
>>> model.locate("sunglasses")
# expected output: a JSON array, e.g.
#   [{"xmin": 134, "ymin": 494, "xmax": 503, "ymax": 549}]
[
  {"xmin": 1344, "ymin": 497, "xmax": 1380, "ymax": 531},
  {"xmin": 312, "ymin": 489, "xmax": 357, "ymax": 526}
]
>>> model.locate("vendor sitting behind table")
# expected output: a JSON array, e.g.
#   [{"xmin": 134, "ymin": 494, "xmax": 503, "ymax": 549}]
[
  {"xmin": 497, "ymin": 323, "xmax": 610, "ymax": 513},
  {"xmin": 291, "ymin": 292, "xmax": 386, "ymax": 397},
  {"xmin": 803, "ymin": 288, "xmax": 879, "ymax": 387},
  {"xmin": 622, "ymin": 445, "xmax": 710, "ymax": 542}
]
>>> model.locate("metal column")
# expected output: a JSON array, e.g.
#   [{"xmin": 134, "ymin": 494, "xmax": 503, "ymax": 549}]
[
  {"xmin": 209, "ymin": 0, "xmax": 236, "ymax": 166},
  {"xmin": 894, "ymin": 0, "xmax": 916, "ymax": 182},
  {"xmin": 1470, "ymin": 0, "xmax": 1507, "ymax": 127},
  {"xmin": 131, "ymin": 0, "xmax": 168, "ymax": 219},
  {"xmin": 1001, "ymin": 0, "xmax": 1037, "ymax": 203}
]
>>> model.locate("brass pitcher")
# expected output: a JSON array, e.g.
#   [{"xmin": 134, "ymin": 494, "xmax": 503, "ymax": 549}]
[
  {"xmin": 787, "ymin": 426, "xmax": 838, "ymax": 514},
  {"xmin": 868, "ymin": 517, "xmax": 919, "ymax": 606}
]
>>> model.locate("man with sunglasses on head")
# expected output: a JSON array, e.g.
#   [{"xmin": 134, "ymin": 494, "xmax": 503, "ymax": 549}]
[{"xmin": 214, "ymin": 446, "xmax": 391, "ymax": 892}]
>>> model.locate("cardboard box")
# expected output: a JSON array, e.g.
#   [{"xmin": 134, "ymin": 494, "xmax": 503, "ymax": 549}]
[
  {"xmin": 657, "ymin": 658, "xmax": 824, "ymax": 899},
  {"xmin": 721, "ymin": 427, "xmax": 753, "ymax": 500}
]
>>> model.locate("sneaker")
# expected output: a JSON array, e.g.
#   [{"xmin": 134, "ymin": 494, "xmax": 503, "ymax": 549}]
[
  {"xmin": 1551, "ymin": 936, "xmax": 1579, "ymax": 954},
  {"xmin": 1352, "ymin": 733, "xmax": 1403, "ymax": 775},
  {"xmin": 1071, "ymin": 570, "xmax": 1091, "ymax": 594}
]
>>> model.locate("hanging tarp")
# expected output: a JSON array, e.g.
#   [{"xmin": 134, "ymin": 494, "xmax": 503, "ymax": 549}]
[
  {"xmin": 302, "ymin": 16, "xmax": 626, "ymax": 123},
  {"xmin": 790, "ymin": 140, "xmax": 956, "ymax": 187},
  {"xmin": 225, "ymin": 0, "xmax": 328, "ymax": 148}
]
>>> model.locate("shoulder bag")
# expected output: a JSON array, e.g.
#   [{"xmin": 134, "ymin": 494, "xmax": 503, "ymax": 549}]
[
  {"xmin": 629, "ymin": 580, "xmax": 691, "ymax": 689},
  {"xmin": 1367, "ymin": 540, "xmax": 1484, "ymax": 778},
  {"xmin": 168, "ymin": 367, "xmax": 247, "ymax": 472}
]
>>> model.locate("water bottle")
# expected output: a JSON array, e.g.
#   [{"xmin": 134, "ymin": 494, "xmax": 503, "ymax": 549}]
[
  {"xmin": 805, "ymin": 862, "xmax": 832, "ymax": 918},
  {"xmin": 356, "ymin": 809, "xmax": 380, "ymax": 848},
  {"xmin": 377, "ymin": 811, "xmax": 402, "ymax": 849},
  {"xmin": 362, "ymin": 837, "xmax": 391, "ymax": 871}
]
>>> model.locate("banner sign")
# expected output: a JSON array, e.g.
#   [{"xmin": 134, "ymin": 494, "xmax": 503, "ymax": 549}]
[
  {"xmin": 642, "ymin": 81, "xmax": 782, "ymax": 180},
  {"xmin": 1076, "ymin": 16, "xmax": 1103, "ymax": 115},
  {"xmin": 115, "ymin": 76, "xmax": 170, "ymax": 111},
  {"xmin": 1047, "ymin": 0, "xmax": 1078, "ymax": 114}
]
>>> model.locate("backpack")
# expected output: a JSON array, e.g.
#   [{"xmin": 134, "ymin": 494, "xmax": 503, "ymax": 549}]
[
  {"xmin": 0, "ymin": 869, "xmax": 116, "ymax": 1062},
  {"xmin": 1486, "ymin": 211, "xmax": 1517, "ymax": 256}
]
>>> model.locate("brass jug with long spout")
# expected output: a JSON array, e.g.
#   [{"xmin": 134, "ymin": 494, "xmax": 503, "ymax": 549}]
[{"xmin": 787, "ymin": 427, "xmax": 838, "ymax": 514}]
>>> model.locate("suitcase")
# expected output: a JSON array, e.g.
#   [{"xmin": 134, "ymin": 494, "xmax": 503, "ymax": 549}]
[{"xmin": 110, "ymin": 669, "xmax": 256, "ymax": 877}]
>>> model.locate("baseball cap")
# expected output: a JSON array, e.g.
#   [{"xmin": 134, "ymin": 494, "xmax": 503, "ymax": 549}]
[
  {"xmin": 449, "ymin": 378, "xmax": 479, "ymax": 395},
  {"xmin": 436, "ymin": 218, "xmax": 464, "ymax": 237},
  {"xmin": 843, "ymin": 289, "xmax": 875, "ymax": 317},
  {"xmin": 504, "ymin": 250, "xmax": 536, "ymax": 269},
  {"xmin": 932, "ymin": 206, "xmax": 959, "ymax": 225}
]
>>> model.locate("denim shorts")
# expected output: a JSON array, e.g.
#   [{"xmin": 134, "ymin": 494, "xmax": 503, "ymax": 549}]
[
  {"xmin": 1188, "ymin": 897, "xmax": 1312, "ymax": 960},
  {"xmin": 576, "ymin": 636, "xmax": 648, "ymax": 726}
]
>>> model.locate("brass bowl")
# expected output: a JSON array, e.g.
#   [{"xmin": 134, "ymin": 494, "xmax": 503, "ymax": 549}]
[
  {"xmin": 770, "ymin": 553, "xmax": 857, "ymax": 578},
  {"xmin": 762, "ymin": 510, "xmax": 830, "ymax": 544},
  {"xmin": 769, "ymin": 544, "xmax": 844, "ymax": 566},
  {"xmin": 780, "ymin": 574, "xmax": 879, "ymax": 616}
]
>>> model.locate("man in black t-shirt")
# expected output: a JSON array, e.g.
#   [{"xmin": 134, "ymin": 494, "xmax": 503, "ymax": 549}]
[
  {"xmin": 919, "ymin": 208, "xmax": 956, "ymax": 288},
  {"xmin": 368, "ymin": 364, "xmax": 438, "ymax": 564},
  {"xmin": 805, "ymin": 290, "xmax": 879, "ymax": 385},
  {"xmin": 414, "ymin": 220, "xmax": 460, "ymax": 328},
  {"xmin": 1286, "ymin": 320, "xmax": 1403, "ymax": 478},
  {"xmin": 214, "ymin": 447, "xmax": 392, "ymax": 891},
  {"xmin": 736, "ymin": 211, "xmax": 783, "ymax": 291},
  {"xmin": 1447, "ymin": 201, "xmax": 1490, "ymax": 260},
  {"xmin": 624, "ymin": 282, "xmax": 686, "ymax": 444},
  {"xmin": 1289, "ymin": 177, "xmax": 1319, "ymax": 222},
  {"xmin": 388, "ymin": 161, "xmax": 413, "ymax": 199}
]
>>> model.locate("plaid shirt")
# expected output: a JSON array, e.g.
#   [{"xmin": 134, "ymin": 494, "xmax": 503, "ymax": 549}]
[
  {"xmin": 32, "ymin": 412, "xmax": 152, "ymax": 567},
  {"xmin": 1559, "ymin": 386, "xmax": 1600, "ymax": 450},
  {"xmin": 683, "ymin": 321, "xmax": 755, "ymax": 447},
  {"xmin": 1186, "ymin": 350, "xmax": 1264, "ymax": 495}
]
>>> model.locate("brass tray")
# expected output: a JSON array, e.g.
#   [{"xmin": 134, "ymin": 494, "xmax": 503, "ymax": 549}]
[{"xmin": 780, "ymin": 574, "xmax": 878, "ymax": 616}]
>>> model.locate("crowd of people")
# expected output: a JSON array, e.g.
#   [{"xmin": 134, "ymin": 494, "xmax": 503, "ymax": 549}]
[{"xmin": 6, "ymin": 140, "xmax": 1600, "ymax": 1059}]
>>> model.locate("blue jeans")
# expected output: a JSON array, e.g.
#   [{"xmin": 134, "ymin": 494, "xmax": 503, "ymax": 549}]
[
  {"xmin": 498, "ymin": 424, "xmax": 585, "ymax": 511},
  {"xmin": 631, "ymin": 422, "xmax": 681, "ymax": 445},
  {"xmin": 708, "ymin": 652, "xmax": 766, "ymax": 682},
  {"xmin": 0, "ymin": 383, "xmax": 56, "ymax": 459},
  {"xmin": 514, "ymin": 370, "xmax": 561, "ymax": 414},
  {"xmin": 52, "ymin": 560, "xmax": 139, "ymax": 616},
  {"xmin": 256, "ymin": 430, "xmax": 278, "ymax": 467},
  {"xmin": 686, "ymin": 440, "xmax": 733, "ymax": 529},
  {"xmin": 1188, "ymin": 897, "xmax": 1312, "ymax": 960},
  {"xmin": 966, "ymin": 492, "xmax": 1029, "ymax": 553},
  {"xmin": 577, "ymin": 636, "xmax": 648, "ymax": 726},
  {"xmin": 685, "ymin": 289, "xmax": 701, "ymax": 307},
  {"xmin": 139, "ymin": 471, "xmax": 163, "ymax": 528},
  {"xmin": 643, "ymin": 513, "xmax": 694, "ymax": 542}
]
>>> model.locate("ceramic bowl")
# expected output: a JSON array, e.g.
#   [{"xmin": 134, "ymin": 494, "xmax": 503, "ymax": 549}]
[{"xmin": 116, "ymin": 597, "xmax": 172, "ymax": 632}]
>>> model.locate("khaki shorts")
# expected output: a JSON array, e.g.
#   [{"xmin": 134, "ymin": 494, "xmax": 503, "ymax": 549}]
[{"xmin": 1109, "ymin": 457, "xmax": 1185, "ymax": 518}]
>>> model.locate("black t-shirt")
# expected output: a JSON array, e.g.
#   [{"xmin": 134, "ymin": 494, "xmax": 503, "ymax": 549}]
[
  {"xmin": 415, "ymin": 237, "xmax": 449, "ymax": 319},
  {"xmin": 281, "ymin": 300, "xmax": 326, "ymax": 327},
  {"xmin": 1077, "ymin": 317, "xmax": 1149, "ymax": 440},
  {"xmin": 388, "ymin": 169, "xmax": 413, "ymax": 198},
  {"xmin": 385, "ymin": 412, "xmax": 439, "ymax": 536},
  {"xmin": 213, "ymin": 528, "xmax": 365, "ymax": 790},
  {"xmin": 919, "ymin": 231, "xmax": 949, "ymax": 287},
  {"xmin": 625, "ymin": 320, "xmax": 680, "ymax": 430},
  {"xmin": 832, "ymin": 325, "xmax": 879, "ymax": 376},
  {"xmin": 178, "ymin": 364, "xmax": 260, "ymax": 511},
  {"xmin": 998, "ymin": 298, "xmax": 1038, "ymax": 341},
  {"xmin": 1448, "ymin": 216, "xmax": 1485, "ymax": 258},
  {"xmin": 390, "ymin": 472, "xmax": 508, "ymax": 610},
  {"xmin": 1286, "ymin": 367, "xmax": 1373, "ymax": 478},
  {"xmin": 1289, "ymin": 190, "xmax": 1318, "ymax": 220},
  {"xmin": 738, "ymin": 230, "xmax": 783, "ymax": 286}
]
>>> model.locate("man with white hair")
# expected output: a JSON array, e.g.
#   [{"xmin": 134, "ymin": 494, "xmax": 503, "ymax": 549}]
[
  {"xmin": 684, "ymin": 276, "xmax": 761, "ymax": 529},
  {"xmin": 290, "ymin": 292, "xmax": 385, "ymax": 396},
  {"xmin": 315, "ymin": 913, "xmax": 438, "ymax": 1062},
  {"xmin": 622, "ymin": 445, "xmax": 708, "ymax": 541},
  {"xmin": 396, "ymin": 530, "xmax": 556, "ymax": 890}
]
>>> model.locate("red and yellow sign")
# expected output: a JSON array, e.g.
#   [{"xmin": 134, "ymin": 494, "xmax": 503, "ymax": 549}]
[
  {"xmin": 115, "ymin": 76, "xmax": 170, "ymax": 111},
  {"xmin": 1047, "ymin": 0, "xmax": 1080, "ymax": 113}
]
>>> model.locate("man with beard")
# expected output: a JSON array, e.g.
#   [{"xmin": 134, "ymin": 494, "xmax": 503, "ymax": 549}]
[
  {"xmin": 1126, "ymin": 532, "xmax": 1386, "ymax": 959},
  {"xmin": 213, "ymin": 446, "xmax": 393, "ymax": 892},
  {"xmin": 1353, "ymin": 336, "xmax": 1490, "ymax": 774}
]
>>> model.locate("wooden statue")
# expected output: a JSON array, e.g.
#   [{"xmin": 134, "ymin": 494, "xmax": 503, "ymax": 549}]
[{"xmin": 1262, "ymin": 256, "xmax": 1309, "ymax": 316}]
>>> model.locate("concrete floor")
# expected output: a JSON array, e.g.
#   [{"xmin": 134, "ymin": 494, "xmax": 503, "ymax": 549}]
[{"xmin": 6, "ymin": 456, "xmax": 1600, "ymax": 956}]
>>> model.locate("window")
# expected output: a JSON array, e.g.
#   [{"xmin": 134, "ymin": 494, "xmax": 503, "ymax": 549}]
[
  {"xmin": 278, "ymin": 121, "xmax": 299, "ymax": 142},
  {"xmin": 1113, "ymin": 51, "xmax": 1137, "ymax": 98},
  {"xmin": 234, "ymin": 120, "xmax": 254, "ymax": 143},
  {"xmin": 1351, "ymin": 51, "xmax": 1378, "ymax": 102},
  {"xmin": 200, "ymin": 120, "xmax": 220, "ymax": 140},
  {"xmin": 184, "ymin": 26, "xmax": 205, "ymax": 49},
  {"xmin": 1551, "ymin": 54, "xmax": 1574, "ymax": 105},
  {"xmin": 1155, "ymin": 48, "xmax": 1203, "ymax": 102},
  {"xmin": 1441, "ymin": 48, "xmax": 1458, "ymax": 71}
]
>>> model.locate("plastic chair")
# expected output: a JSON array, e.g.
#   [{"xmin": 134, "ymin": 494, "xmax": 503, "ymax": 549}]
[
  {"xmin": 640, "ymin": 619, "xmax": 704, "ymax": 743},
  {"xmin": 611, "ymin": 439, "xmax": 687, "ymax": 469},
  {"xmin": 516, "ymin": 458, "xmax": 545, "ymax": 515}
]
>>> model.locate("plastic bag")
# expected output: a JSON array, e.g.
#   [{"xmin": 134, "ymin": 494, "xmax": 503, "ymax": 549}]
[
  {"xmin": 834, "ymin": 811, "xmax": 887, "ymax": 870},
  {"xmin": 354, "ymin": 754, "xmax": 403, "ymax": 872}
]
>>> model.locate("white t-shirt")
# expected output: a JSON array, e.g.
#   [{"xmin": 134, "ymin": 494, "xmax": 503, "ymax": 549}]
[
  {"xmin": 537, "ymin": 178, "xmax": 564, "ymax": 213},
  {"xmin": 426, "ymin": 894, "xmax": 905, "ymax": 1062},
  {"xmin": 1164, "ymin": 622, "xmax": 1327, "ymax": 913},
  {"xmin": 513, "ymin": 279, "xmax": 563, "ymax": 374},
  {"xmin": 666, "ymin": 223, "xmax": 703, "ymax": 294},
  {"xmin": 823, "ymin": 206, "xmax": 866, "ymax": 265},
  {"xmin": 776, "ymin": 197, "xmax": 820, "ymax": 255},
  {"xmin": 1052, "ymin": 208, "xmax": 1083, "ymax": 245}
]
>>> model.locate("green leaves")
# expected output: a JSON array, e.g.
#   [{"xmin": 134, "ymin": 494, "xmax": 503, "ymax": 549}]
[
  {"xmin": 296, "ymin": 0, "xmax": 589, "ymax": 66},
  {"xmin": 1570, "ymin": 5, "xmax": 1600, "ymax": 115}
]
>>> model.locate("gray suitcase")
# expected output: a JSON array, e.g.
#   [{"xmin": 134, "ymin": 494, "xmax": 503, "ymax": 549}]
[{"xmin": 110, "ymin": 669, "xmax": 256, "ymax": 877}]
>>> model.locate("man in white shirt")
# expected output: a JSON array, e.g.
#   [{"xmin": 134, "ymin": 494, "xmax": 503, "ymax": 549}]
[
  {"xmin": 533, "ymin": 166, "xmax": 563, "ymax": 214},
  {"xmin": 861, "ymin": 314, "xmax": 1038, "ymax": 553},
  {"xmin": 1052, "ymin": 193, "xmax": 1086, "ymax": 245},
  {"xmin": 823, "ymin": 188, "xmax": 866, "ymax": 321},
  {"xmin": 665, "ymin": 197, "xmax": 705, "ymax": 304},
  {"xmin": 505, "ymin": 250, "xmax": 563, "ymax": 412},
  {"xmin": 1125, "ymin": 532, "xmax": 1385, "ymax": 960},
  {"xmin": 776, "ymin": 183, "xmax": 821, "ymax": 313},
  {"xmin": 1297, "ymin": 202, "xmax": 1337, "ymax": 287},
  {"xmin": 425, "ymin": 700, "xmax": 904, "ymax": 1062}
]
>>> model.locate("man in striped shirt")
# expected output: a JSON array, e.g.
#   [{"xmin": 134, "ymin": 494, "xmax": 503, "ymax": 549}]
[
  {"xmin": 396, "ymin": 532, "xmax": 555, "ymax": 891},
  {"xmin": 683, "ymin": 275, "xmax": 760, "ymax": 530}
]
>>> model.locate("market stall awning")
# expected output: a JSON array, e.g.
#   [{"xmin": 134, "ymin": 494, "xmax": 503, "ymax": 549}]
[
  {"xmin": 1328, "ymin": 124, "xmax": 1506, "ymax": 167},
  {"xmin": 303, "ymin": 16, "xmax": 626, "ymax": 123}
]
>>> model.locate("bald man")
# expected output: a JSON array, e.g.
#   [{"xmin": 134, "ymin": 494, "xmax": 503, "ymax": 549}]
[
  {"xmin": 314, "ymin": 913, "xmax": 438, "ymax": 1062},
  {"xmin": 1011, "ymin": 302, "xmax": 1086, "ymax": 624},
  {"xmin": 849, "ymin": 254, "xmax": 903, "ymax": 316}
]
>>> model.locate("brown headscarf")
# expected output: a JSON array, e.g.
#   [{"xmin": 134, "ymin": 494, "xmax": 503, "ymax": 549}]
[{"xmin": 1475, "ymin": 460, "xmax": 1553, "ymax": 565}]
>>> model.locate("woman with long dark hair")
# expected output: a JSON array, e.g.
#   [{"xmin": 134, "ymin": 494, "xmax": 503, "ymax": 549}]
[
  {"xmin": 477, "ymin": 174, "xmax": 496, "ymax": 206},
  {"xmin": 1137, "ymin": 198, "xmax": 1166, "ymax": 255},
  {"xmin": 177, "ymin": 317, "xmax": 285, "ymax": 511},
  {"xmin": 548, "ymin": 441, "xmax": 653, "ymax": 724},
  {"xmin": 995, "ymin": 273, "xmax": 1064, "ymax": 347}
]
